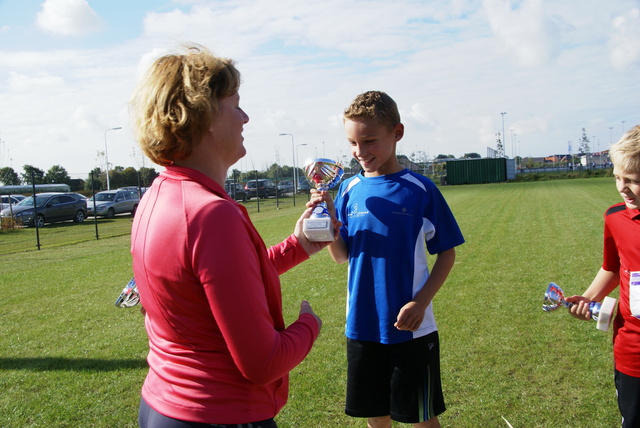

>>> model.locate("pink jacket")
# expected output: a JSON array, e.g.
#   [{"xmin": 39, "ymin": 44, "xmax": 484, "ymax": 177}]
[{"xmin": 131, "ymin": 166, "xmax": 319, "ymax": 424}]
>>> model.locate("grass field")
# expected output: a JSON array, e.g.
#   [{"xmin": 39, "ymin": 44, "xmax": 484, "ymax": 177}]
[{"xmin": 0, "ymin": 177, "xmax": 624, "ymax": 427}]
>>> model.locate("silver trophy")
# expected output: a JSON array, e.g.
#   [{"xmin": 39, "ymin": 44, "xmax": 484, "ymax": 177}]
[
  {"xmin": 115, "ymin": 278, "xmax": 140, "ymax": 308},
  {"xmin": 302, "ymin": 158, "xmax": 344, "ymax": 242},
  {"xmin": 542, "ymin": 282, "xmax": 617, "ymax": 331}
]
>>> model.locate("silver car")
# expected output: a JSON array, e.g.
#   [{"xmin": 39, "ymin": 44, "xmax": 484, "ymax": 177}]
[
  {"xmin": 0, "ymin": 194, "xmax": 26, "ymax": 211},
  {"xmin": 0, "ymin": 192, "xmax": 87, "ymax": 227},
  {"xmin": 87, "ymin": 189, "xmax": 139, "ymax": 218},
  {"xmin": 277, "ymin": 180, "xmax": 294, "ymax": 194}
]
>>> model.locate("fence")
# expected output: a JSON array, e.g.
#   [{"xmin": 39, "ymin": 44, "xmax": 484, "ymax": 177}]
[{"xmin": 0, "ymin": 191, "xmax": 318, "ymax": 255}]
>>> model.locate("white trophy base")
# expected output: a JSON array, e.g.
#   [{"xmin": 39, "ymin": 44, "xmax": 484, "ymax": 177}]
[
  {"xmin": 303, "ymin": 217, "xmax": 334, "ymax": 242},
  {"xmin": 596, "ymin": 296, "xmax": 617, "ymax": 331}
]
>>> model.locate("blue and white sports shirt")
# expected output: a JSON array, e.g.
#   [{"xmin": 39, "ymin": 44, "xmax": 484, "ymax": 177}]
[{"xmin": 335, "ymin": 169, "xmax": 464, "ymax": 344}]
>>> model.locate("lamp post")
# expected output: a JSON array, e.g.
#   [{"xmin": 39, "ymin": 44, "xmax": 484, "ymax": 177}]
[
  {"xmin": 500, "ymin": 112, "xmax": 507, "ymax": 158},
  {"xmin": 278, "ymin": 133, "xmax": 298, "ymax": 206},
  {"xmin": 104, "ymin": 127, "xmax": 122, "ymax": 190},
  {"xmin": 296, "ymin": 143, "xmax": 308, "ymax": 191},
  {"xmin": 609, "ymin": 126, "xmax": 614, "ymax": 145},
  {"xmin": 510, "ymin": 128, "xmax": 514, "ymax": 159}
]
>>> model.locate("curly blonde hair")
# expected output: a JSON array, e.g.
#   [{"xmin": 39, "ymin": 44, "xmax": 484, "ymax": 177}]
[
  {"xmin": 130, "ymin": 45, "xmax": 241, "ymax": 166},
  {"xmin": 343, "ymin": 91, "xmax": 401, "ymax": 130},
  {"xmin": 610, "ymin": 125, "xmax": 640, "ymax": 174}
]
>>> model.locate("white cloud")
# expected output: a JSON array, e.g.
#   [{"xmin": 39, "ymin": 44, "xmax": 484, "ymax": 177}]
[
  {"xmin": 8, "ymin": 71, "xmax": 65, "ymax": 92},
  {"xmin": 0, "ymin": 0, "xmax": 637, "ymax": 176},
  {"xmin": 483, "ymin": 0, "xmax": 561, "ymax": 67},
  {"xmin": 609, "ymin": 8, "xmax": 640, "ymax": 70},
  {"xmin": 36, "ymin": 0, "xmax": 104, "ymax": 36},
  {"xmin": 138, "ymin": 1, "xmax": 476, "ymax": 60}
]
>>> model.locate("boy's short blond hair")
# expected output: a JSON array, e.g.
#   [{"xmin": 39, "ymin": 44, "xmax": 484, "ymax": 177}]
[
  {"xmin": 343, "ymin": 91, "xmax": 401, "ymax": 130},
  {"xmin": 610, "ymin": 125, "xmax": 640, "ymax": 174},
  {"xmin": 130, "ymin": 45, "xmax": 241, "ymax": 166}
]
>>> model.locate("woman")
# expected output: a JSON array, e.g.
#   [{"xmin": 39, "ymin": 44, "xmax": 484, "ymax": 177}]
[{"xmin": 129, "ymin": 45, "xmax": 334, "ymax": 428}]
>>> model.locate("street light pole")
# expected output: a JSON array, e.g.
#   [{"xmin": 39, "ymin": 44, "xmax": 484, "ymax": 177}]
[
  {"xmin": 500, "ymin": 112, "xmax": 507, "ymax": 158},
  {"xmin": 609, "ymin": 126, "xmax": 614, "ymax": 145},
  {"xmin": 296, "ymin": 143, "xmax": 308, "ymax": 191},
  {"xmin": 104, "ymin": 127, "xmax": 122, "ymax": 190},
  {"xmin": 279, "ymin": 133, "xmax": 298, "ymax": 206},
  {"xmin": 510, "ymin": 128, "xmax": 514, "ymax": 159}
]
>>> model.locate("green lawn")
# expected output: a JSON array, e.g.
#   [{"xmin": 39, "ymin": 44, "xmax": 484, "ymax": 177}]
[{"xmin": 0, "ymin": 178, "xmax": 624, "ymax": 427}]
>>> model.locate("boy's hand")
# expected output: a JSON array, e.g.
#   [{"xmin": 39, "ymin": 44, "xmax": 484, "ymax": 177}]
[
  {"xmin": 307, "ymin": 189, "xmax": 337, "ymax": 217},
  {"xmin": 394, "ymin": 301, "xmax": 426, "ymax": 331},
  {"xmin": 294, "ymin": 190, "xmax": 341, "ymax": 255},
  {"xmin": 565, "ymin": 295, "xmax": 593, "ymax": 321}
]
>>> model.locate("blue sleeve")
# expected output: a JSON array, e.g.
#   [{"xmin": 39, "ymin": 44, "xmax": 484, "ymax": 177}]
[
  {"xmin": 424, "ymin": 181, "xmax": 464, "ymax": 254},
  {"xmin": 335, "ymin": 181, "xmax": 349, "ymax": 243}
]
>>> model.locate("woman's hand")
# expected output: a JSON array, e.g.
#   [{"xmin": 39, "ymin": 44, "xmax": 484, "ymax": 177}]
[
  {"xmin": 300, "ymin": 300, "xmax": 322, "ymax": 331},
  {"xmin": 294, "ymin": 190, "xmax": 341, "ymax": 256}
]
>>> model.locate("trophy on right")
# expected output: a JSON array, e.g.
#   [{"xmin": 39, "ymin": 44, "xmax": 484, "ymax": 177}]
[
  {"xmin": 542, "ymin": 282, "xmax": 617, "ymax": 331},
  {"xmin": 115, "ymin": 277, "xmax": 140, "ymax": 308},
  {"xmin": 301, "ymin": 158, "xmax": 344, "ymax": 242}
]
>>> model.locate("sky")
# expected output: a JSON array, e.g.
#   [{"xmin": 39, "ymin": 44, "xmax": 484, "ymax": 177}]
[{"xmin": 0, "ymin": 0, "xmax": 639, "ymax": 179}]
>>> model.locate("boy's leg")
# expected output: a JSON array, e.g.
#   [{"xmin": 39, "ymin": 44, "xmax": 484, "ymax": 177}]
[
  {"xmin": 389, "ymin": 332, "xmax": 446, "ymax": 425},
  {"xmin": 413, "ymin": 417, "xmax": 441, "ymax": 428},
  {"xmin": 367, "ymin": 415, "xmax": 441, "ymax": 428},
  {"xmin": 615, "ymin": 369, "xmax": 640, "ymax": 428},
  {"xmin": 345, "ymin": 339, "xmax": 392, "ymax": 420},
  {"xmin": 367, "ymin": 416, "xmax": 392, "ymax": 428}
]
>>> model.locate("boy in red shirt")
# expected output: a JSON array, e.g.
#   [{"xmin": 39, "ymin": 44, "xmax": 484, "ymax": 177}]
[{"xmin": 567, "ymin": 125, "xmax": 640, "ymax": 428}]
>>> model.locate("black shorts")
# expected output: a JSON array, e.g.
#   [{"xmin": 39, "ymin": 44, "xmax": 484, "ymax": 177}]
[
  {"xmin": 615, "ymin": 369, "xmax": 640, "ymax": 428},
  {"xmin": 345, "ymin": 332, "xmax": 445, "ymax": 424}
]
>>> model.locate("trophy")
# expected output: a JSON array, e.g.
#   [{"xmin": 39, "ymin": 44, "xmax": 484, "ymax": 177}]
[
  {"xmin": 542, "ymin": 282, "xmax": 617, "ymax": 331},
  {"xmin": 302, "ymin": 158, "xmax": 344, "ymax": 242},
  {"xmin": 115, "ymin": 278, "xmax": 140, "ymax": 308}
]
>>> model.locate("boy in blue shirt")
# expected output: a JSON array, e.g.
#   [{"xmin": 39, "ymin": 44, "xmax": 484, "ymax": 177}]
[{"xmin": 328, "ymin": 91, "xmax": 464, "ymax": 428}]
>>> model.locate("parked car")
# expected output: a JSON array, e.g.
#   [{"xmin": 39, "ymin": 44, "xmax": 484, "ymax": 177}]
[
  {"xmin": 87, "ymin": 189, "xmax": 139, "ymax": 218},
  {"xmin": 224, "ymin": 180, "xmax": 247, "ymax": 201},
  {"xmin": 119, "ymin": 186, "xmax": 148, "ymax": 199},
  {"xmin": 0, "ymin": 192, "xmax": 87, "ymax": 227},
  {"xmin": 277, "ymin": 180, "xmax": 294, "ymax": 194},
  {"xmin": 297, "ymin": 180, "xmax": 312, "ymax": 193},
  {"xmin": 0, "ymin": 194, "xmax": 26, "ymax": 211},
  {"xmin": 245, "ymin": 179, "xmax": 277, "ymax": 199}
]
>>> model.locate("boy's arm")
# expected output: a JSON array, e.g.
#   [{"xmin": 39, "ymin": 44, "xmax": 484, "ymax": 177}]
[
  {"xmin": 327, "ymin": 235, "xmax": 348, "ymax": 264},
  {"xmin": 395, "ymin": 248, "xmax": 456, "ymax": 331},
  {"xmin": 565, "ymin": 267, "xmax": 620, "ymax": 320}
]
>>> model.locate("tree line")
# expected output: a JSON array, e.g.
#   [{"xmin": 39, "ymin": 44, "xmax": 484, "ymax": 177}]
[
  {"xmin": 1, "ymin": 152, "xmax": 473, "ymax": 193},
  {"xmin": 0, "ymin": 164, "xmax": 159, "ymax": 192}
]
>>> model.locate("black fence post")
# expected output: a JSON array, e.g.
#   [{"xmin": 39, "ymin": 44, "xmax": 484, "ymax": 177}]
[
  {"xmin": 91, "ymin": 171, "xmax": 99, "ymax": 240},
  {"xmin": 255, "ymin": 170, "xmax": 260, "ymax": 212},
  {"xmin": 275, "ymin": 168, "xmax": 279, "ymax": 209},
  {"xmin": 31, "ymin": 174, "xmax": 40, "ymax": 250}
]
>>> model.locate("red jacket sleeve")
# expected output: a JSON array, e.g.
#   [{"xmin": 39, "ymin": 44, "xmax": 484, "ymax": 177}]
[
  {"xmin": 190, "ymin": 201, "xmax": 319, "ymax": 385},
  {"xmin": 268, "ymin": 234, "xmax": 310, "ymax": 275}
]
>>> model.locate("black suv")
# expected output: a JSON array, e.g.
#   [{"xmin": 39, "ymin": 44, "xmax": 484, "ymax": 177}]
[
  {"xmin": 245, "ymin": 179, "xmax": 277, "ymax": 199},
  {"xmin": 224, "ymin": 180, "xmax": 247, "ymax": 201}
]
